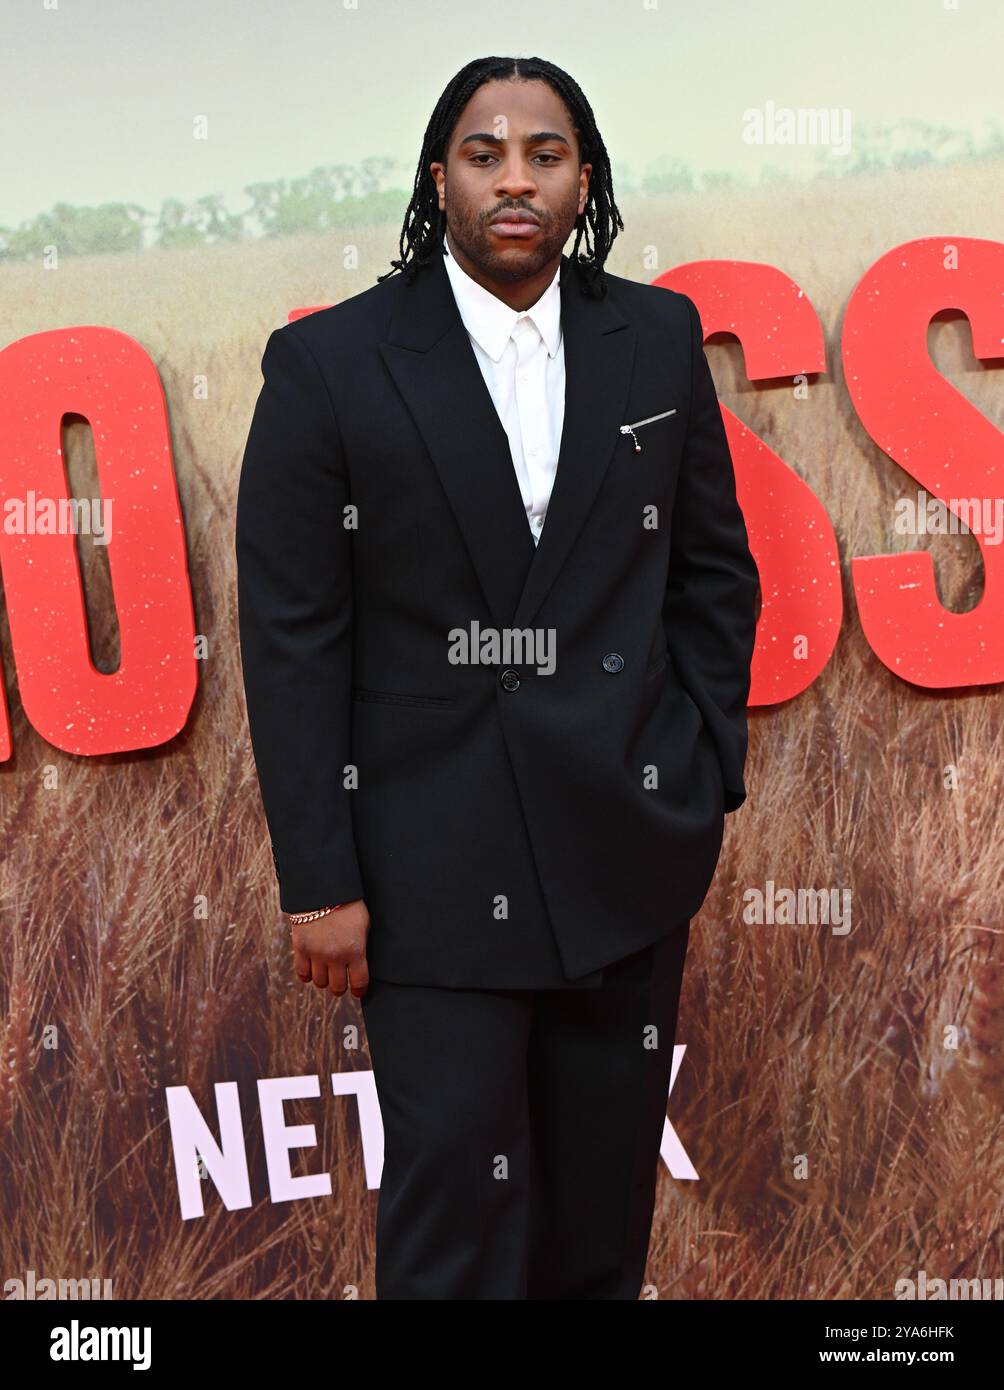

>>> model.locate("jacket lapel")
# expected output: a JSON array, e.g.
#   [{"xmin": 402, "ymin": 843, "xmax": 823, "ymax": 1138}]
[{"xmin": 378, "ymin": 250, "xmax": 636, "ymax": 633}]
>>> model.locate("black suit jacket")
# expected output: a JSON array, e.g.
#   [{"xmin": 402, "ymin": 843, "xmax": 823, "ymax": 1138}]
[{"xmin": 235, "ymin": 250, "xmax": 760, "ymax": 988}]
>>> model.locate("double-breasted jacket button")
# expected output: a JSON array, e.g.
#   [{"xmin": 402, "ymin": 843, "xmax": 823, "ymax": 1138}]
[
  {"xmin": 500, "ymin": 668, "xmax": 521, "ymax": 692},
  {"xmin": 602, "ymin": 653, "xmax": 625, "ymax": 673}
]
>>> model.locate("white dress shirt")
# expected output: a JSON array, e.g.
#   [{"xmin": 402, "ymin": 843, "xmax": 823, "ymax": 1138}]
[{"xmin": 442, "ymin": 239, "xmax": 564, "ymax": 546}]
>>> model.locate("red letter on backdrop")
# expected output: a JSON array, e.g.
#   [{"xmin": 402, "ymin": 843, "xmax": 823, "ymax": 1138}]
[
  {"xmin": 0, "ymin": 327, "xmax": 197, "ymax": 757},
  {"xmin": 651, "ymin": 261, "xmax": 840, "ymax": 706},
  {"xmin": 844, "ymin": 236, "xmax": 1004, "ymax": 687}
]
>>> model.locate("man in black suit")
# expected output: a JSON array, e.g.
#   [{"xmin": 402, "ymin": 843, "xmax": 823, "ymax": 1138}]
[{"xmin": 236, "ymin": 55, "xmax": 759, "ymax": 1299}]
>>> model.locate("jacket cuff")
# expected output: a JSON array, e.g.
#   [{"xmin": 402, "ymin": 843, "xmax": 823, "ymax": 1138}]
[
  {"xmin": 272, "ymin": 845, "xmax": 364, "ymax": 914},
  {"xmin": 723, "ymin": 784, "xmax": 747, "ymax": 813}
]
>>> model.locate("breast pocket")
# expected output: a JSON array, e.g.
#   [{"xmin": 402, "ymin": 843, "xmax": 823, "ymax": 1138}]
[
  {"xmin": 610, "ymin": 404, "xmax": 681, "ymax": 516},
  {"xmin": 619, "ymin": 406, "xmax": 678, "ymax": 454}
]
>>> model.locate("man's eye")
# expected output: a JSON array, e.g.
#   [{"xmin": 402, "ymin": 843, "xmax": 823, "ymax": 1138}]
[{"xmin": 468, "ymin": 152, "xmax": 562, "ymax": 166}]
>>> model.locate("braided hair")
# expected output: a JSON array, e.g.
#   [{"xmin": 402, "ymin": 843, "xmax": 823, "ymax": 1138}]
[{"xmin": 378, "ymin": 56, "xmax": 623, "ymax": 299}]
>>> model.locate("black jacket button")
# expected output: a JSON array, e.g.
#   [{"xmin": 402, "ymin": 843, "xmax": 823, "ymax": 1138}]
[
  {"xmin": 602, "ymin": 653, "xmax": 625, "ymax": 673},
  {"xmin": 500, "ymin": 668, "xmax": 520, "ymax": 691}
]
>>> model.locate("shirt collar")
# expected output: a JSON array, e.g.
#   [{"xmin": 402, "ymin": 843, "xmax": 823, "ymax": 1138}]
[{"xmin": 442, "ymin": 236, "xmax": 562, "ymax": 362}]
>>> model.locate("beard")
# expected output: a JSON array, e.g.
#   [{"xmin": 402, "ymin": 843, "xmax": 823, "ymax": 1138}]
[{"xmin": 443, "ymin": 182, "xmax": 581, "ymax": 283}]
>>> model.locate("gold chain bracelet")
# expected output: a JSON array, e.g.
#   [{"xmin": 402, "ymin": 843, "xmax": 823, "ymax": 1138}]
[{"xmin": 287, "ymin": 905, "xmax": 341, "ymax": 924}]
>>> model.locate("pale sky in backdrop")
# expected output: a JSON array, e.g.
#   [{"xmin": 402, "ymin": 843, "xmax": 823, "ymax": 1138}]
[{"xmin": 2, "ymin": 0, "xmax": 1002, "ymax": 227}]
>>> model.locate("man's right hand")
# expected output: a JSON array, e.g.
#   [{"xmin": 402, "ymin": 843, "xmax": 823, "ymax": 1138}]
[{"xmin": 290, "ymin": 900, "xmax": 371, "ymax": 999}]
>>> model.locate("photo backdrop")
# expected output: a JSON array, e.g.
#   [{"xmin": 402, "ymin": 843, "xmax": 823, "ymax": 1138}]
[{"xmin": 2, "ymin": 0, "xmax": 1003, "ymax": 1300}]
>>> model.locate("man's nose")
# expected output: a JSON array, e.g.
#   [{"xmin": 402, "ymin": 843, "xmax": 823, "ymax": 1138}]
[{"xmin": 494, "ymin": 159, "xmax": 538, "ymax": 198}]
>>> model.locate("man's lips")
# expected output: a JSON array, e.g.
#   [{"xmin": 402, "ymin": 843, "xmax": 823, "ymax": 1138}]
[{"xmin": 489, "ymin": 211, "xmax": 541, "ymax": 239}]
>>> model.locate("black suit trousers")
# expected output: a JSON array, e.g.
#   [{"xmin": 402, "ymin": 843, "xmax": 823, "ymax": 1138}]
[{"xmin": 359, "ymin": 918, "xmax": 691, "ymax": 1300}]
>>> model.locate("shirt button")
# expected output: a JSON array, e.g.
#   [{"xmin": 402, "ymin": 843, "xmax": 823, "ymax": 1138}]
[{"xmin": 602, "ymin": 653, "xmax": 625, "ymax": 673}]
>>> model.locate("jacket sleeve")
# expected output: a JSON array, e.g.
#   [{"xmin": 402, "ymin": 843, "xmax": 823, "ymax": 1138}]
[
  {"xmin": 662, "ymin": 294, "xmax": 760, "ymax": 813},
  {"xmin": 235, "ymin": 324, "xmax": 364, "ymax": 909}
]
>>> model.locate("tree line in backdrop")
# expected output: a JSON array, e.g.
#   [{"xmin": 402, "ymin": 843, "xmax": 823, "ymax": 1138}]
[{"xmin": 2, "ymin": 120, "xmax": 1002, "ymax": 262}]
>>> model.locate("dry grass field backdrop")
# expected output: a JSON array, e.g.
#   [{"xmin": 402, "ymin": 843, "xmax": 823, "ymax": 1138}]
[{"xmin": 1, "ymin": 159, "xmax": 1003, "ymax": 1299}]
